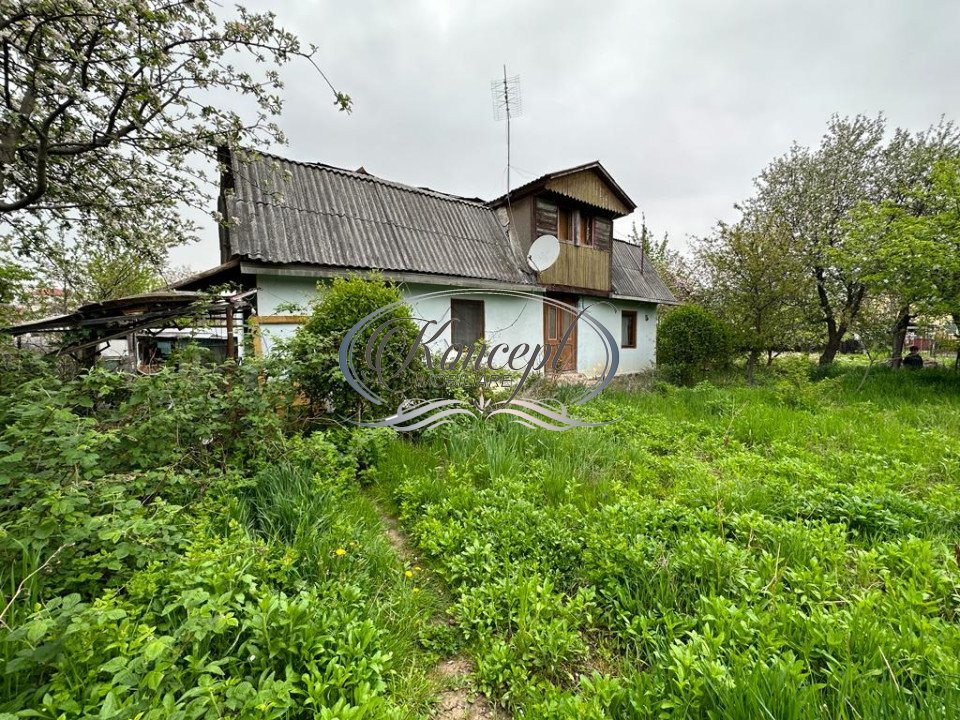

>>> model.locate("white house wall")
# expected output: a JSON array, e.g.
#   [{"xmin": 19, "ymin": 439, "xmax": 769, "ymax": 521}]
[
  {"xmin": 253, "ymin": 274, "xmax": 659, "ymax": 376},
  {"xmin": 253, "ymin": 277, "xmax": 543, "ymax": 359},
  {"xmin": 255, "ymin": 274, "xmax": 321, "ymax": 355},
  {"xmin": 402, "ymin": 283, "xmax": 543, "ymax": 357},
  {"xmin": 579, "ymin": 298, "xmax": 658, "ymax": 375},
  {"xmin": 258, "ymin": 274, "xmax": 322, "ymax": 316}
]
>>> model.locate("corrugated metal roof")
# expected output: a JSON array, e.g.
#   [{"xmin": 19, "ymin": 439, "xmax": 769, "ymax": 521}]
[
  {"xmin": 222, "ymin": 151, "xmax": 676, "ymax": 304},
  {"xmin": 611, "ymin": 240, "xmax": 678, "ymax": 304},
  {"xmin": 224, "ymin": 152, "xmax": 534, "ymax": 285}
]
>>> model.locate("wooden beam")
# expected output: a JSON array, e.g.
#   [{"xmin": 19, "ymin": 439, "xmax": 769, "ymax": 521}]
[{"xmin": 254, "ymin": 315, "xmax": 310, "ymax": 325}]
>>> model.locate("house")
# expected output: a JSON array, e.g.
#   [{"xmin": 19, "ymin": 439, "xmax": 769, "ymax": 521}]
[{"xmin": 174, "ymin": 149, "xmax": 678, "ymax": 376}]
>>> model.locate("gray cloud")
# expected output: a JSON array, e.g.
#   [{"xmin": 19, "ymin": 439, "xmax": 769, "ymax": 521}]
[{"xmin": 171, "ymin": 0, "xmax": 960, "ymax": 269}]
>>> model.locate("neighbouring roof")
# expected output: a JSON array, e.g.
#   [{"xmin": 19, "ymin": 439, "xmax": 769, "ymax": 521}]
[
  {"xmin": 222, "ymin": 152, "xmax": 533, "ymax": 286},
  {"xmin": 611, "ymin": 240, "xmax": 679, "ymax": 304},
  {"xmin": 170, "ymin": 258, "xmax": 242, "ymax": 291},
  {"xmin": 5, "ymin": 291, "xmax": 207, "ymax": 334},
  {"xmin": 2, "ymin": 290, "xmax": 254, "ymax": 353}
]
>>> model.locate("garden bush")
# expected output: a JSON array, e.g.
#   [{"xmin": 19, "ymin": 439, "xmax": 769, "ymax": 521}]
[
  {"xmin": 656, "ymin": 305, "xmax": 734, "ymax": 385},
  {"xmin": 282, "ymin": 274, "xmax": 510, "ymax": 424},
  {"xmin": 281, "ymin": 274, "xmax": 424, "ymax": 423}
]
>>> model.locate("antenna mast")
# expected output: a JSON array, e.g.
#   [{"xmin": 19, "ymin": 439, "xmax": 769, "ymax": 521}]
[{"xmin": 491, "ymin": 66, "xmax": 522, "ymax": 197}]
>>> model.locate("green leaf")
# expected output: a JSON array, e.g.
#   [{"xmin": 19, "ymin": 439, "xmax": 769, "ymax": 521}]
[{"xmin": 99, "ymin": 691, "xmax": 119, "ymax": 719}]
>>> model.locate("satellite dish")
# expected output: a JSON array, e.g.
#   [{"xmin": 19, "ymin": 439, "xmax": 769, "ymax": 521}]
[{"xmin": 527, "ymin": 234, "xmax": 560, "ymax": 272}]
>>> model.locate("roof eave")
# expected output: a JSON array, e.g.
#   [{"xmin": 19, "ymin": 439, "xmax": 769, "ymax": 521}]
[
  {"xmin": 239, "ymin": 260, "xmax": 538, "ymax": 292},
  {"xmin": 610, "ymin": 293, "xmax": 680, "ymax": 305}
]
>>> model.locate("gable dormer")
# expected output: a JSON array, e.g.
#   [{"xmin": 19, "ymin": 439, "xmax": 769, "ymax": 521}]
[{"xmin": 490, "ymin": 162, "xmax": 636, "ymax": 294}]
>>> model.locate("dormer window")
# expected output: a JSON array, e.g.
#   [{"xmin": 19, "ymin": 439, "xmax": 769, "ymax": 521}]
[
  {"xmin": 578, "ymin": 213, "xmax": 594, "ymax": 247},
  {"xmin": 558, "ymin": 207, "xmax": 572, "ymax": 242},
  {"xmin": 534, "ymin": 197, "xmax": 613, "ymax": 252},
  {"xmin": 557, "ymin": 206, "xmax": 594, "ymax": 246}
]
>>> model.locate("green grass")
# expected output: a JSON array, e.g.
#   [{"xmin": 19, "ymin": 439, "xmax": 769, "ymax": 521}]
[
  {"xmin": 4, "ymin": 358, "xmax": 960, "ymax": 718},
  {"xmin": 0, "ymin": 365, "xmax": 449, "ymax": 719},
  {"xmin": 369, "ymin": 366, "xmax": 960, "ymax": 718}
]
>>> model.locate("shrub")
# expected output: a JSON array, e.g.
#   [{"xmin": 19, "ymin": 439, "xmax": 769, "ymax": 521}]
[
  {"xmin": 282, "ymin": 274, "xmax": 503, "ymax": 425},
  {"xmin": 0, "ymin": 339, "xmax": 51, "ymax": 387},
  {"xmin": 282, "ymin": 274, "xmax": 424, "ymax": 422},
  {"xmin": 656, "ymin": 305, "xmax": 734, "ymax": 384}
]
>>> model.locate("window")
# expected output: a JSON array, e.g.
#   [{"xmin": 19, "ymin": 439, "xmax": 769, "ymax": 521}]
[
  {"xmin": 552, "ymin": 204, "xmax": 598, "ymax": 246},
  {"xmin": 577, "ymin": 212, "xmax": 594, "ymax": 246},
  {"xmin": 557, "ymin": 207, "xmax": 572, "ymax": 242},
  {"xmin": 593, "ymin": 217, "xmax": 612, "ymax": 249},
  {"xmin": 451, "ymin": 299, "xmax": 484, "ymax": 348},
  {"xmin": 546, "ymin": 305, "xmax": 559, "ymax": 340},
  {"xmin": 621, "ymin": 310, "xmax": 637, "ymax": 348},
  {"xmin": 548, "ymin": 202, "xmax": 603, "ymax": 247}
]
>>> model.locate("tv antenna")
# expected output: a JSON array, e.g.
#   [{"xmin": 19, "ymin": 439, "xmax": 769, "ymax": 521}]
[{"xmin": 491, "ymin": 66, "xmax": 522, "ymax": 197}]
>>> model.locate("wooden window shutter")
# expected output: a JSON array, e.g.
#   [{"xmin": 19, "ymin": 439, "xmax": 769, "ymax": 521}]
[
  {"xmin": 594, "ymin": 217, "xmax": 613, "ymax": 251},
  {"xmin": 535, "ymin": 198, "xmax": 558, "ymax": 237}
]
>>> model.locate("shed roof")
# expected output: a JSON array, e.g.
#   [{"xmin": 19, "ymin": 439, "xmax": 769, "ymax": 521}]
[
  {"xmin": 4, "ymin": 291, "xmax": 207, "ymax": 334},
  {"xmin": 222, "ymin": 152, "xmax": 533, "ymax": 286},
  {"xmin": 611, "ymin": 240, "xmax": 679, "ymax": 304}
]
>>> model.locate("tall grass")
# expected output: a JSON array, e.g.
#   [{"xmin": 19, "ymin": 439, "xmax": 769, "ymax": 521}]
[
  {"xmin": 369, "ymin": 365, "xmax": 960, "ymax": 718},
  {"xmin": 237, "ymin": 458, "xmax": 447, "ymax": 712}
]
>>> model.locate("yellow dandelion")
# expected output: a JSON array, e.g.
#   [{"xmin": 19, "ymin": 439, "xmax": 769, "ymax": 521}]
[
  {"xmin": 335, "ymin": 547, "xmax": 347, "ymax": 556},
  {"xmin": 404, "ymin": 569, "xmax": 413, "ymax": 578},
  {"xmin": 413, "ymin": 565, "xmax": 422, "ymax": 571},
  {"xmin": 413, "ymin": 587, "xmax": 420, "ymax": 593}
]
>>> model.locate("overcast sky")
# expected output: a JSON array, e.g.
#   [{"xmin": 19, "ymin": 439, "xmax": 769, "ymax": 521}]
[{"xmin": 170, "ymin": 0, "xmax": 960, "ymax": 270}]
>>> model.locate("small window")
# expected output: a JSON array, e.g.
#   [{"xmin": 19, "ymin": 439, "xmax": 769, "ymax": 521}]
[
  {"xmin": 578, "ymin": 213, "xmax": 594, "ymax": 246},
  {"xmin": 451, "ymin": 299, "xmax": 484, "ymax": 348},
  {"xmin": 535, "ymin": 198, "xmax": 559, "ymax": 237},
  {"xmin": 594, "ymin": 217, "xmax": 612, "ymax": 249},
  {"xmin": 621, "ymin": 310, "xmax": 637, "ymax": 348},
  {"xmin": 546, "ymin": 305, "xmax": 558, "ymax": 340},
  {"xmin": 557, "ymin": 208, "xmax": 572, "ymax": 242}
]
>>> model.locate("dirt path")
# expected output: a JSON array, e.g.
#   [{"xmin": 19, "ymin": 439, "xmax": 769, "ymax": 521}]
[
  {"xmin": 371, "ymin": 498, "xmax": 504, "ymax": 720},
  {"xmin": 432, "ymin": 657, "xmax": 501, "ymax": 720}
]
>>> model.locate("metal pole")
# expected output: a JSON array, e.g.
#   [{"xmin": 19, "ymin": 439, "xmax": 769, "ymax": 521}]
[
  {"xmin": 225, "ymin": 303, "xmax": 235, "ymax": 361},
  {"xmin": 504, "ymin": 64, "xmax": 510, "ymax": 195}
]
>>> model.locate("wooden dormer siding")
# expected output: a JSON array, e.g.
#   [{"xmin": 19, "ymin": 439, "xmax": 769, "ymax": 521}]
[
  {"xmin": 531, "ymin": 196, "xmax": 613, "ymax": 293},
  {"xmin": 543, "ymin": 170, "xmax": 631, "ymax": 215}
]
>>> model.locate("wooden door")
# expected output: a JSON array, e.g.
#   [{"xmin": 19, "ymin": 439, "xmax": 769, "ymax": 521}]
[{"xmin": 543, "ymin": 293, "xmax": 578, "ymax": 373}]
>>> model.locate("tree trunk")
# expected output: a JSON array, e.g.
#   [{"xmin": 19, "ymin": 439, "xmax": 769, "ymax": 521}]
[
  {"xmin": 890, "ymin": 305, "xmax": 910, "ymax": 369},
  {"xmin": 813, "ymin": 266, "xmax": 865, "ymax": 367},
  {"xmin": 818, "ymin": 323, "xmax": 845, "ymax": 365},
  {"xmin": 767, "ymin": 349, "xmax": 774, "ymax": 366},
  {"xmin": 74, "ymin": 344, "xmax": 99, "ymax": 371},
  {"xmin": 746, "ymin": 349, "xmax": 760, "ymax": 384}
]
